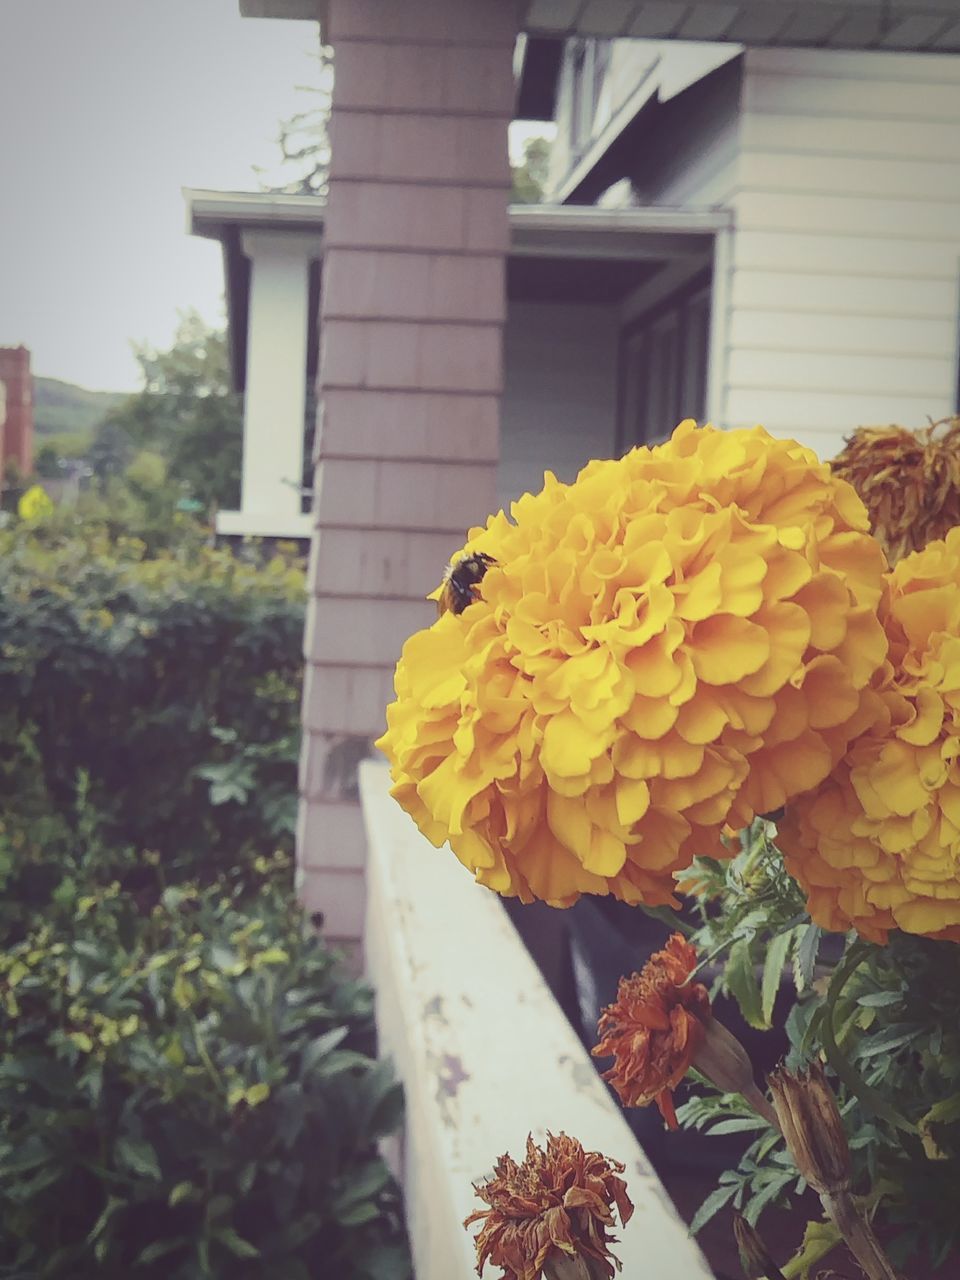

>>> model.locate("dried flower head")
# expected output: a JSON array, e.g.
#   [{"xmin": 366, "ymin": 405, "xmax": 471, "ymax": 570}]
[
  {"xmin": 831, "ymin": 417, "xmax": 960, "ymax": 565},
  {"xmin": 767, "ymin": 1061, "xmax": 851, "ymax": 1196},
  {"xmin": 592, "ymin": 934, "xmax": 710, "ymax": 1128},
  {"xmin": 378, "ymin": 421, "xmax": 888, "ymax": 908},
  {"xmin": 780, "ymin": 527, "xmax": 960, "ymax": 942},
  {"xmin": 464, "ymin": 1132, "xmax": 634, "ymax": 1280}
]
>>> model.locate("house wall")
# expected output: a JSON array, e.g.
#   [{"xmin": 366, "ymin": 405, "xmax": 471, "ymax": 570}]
[
  {"xmin": 722, "ymin": 47, "xmax": 960, "ymax": 459},
  {"xmin": 299, "ymin": 0, "xmax": 517, "ymax": 952},
  {"xmin": 499, "ymin": 300, "xmax": 619, "ymax": 507}
]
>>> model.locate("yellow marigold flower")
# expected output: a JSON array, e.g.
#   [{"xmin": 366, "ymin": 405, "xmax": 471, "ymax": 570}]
[
  {"xmin": 780, "ymin": 526, "xmax": 960, "ymax": 942},
  {"xmin": 464, "ymin": 1132, "xmax": 633, "ymax": 1280},
  {"xmin": 377, "ymin": 421, "xmax": 888, "ymax": 907}
]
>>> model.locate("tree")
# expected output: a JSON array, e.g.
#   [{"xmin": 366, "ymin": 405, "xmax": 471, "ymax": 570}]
[
  {"xmin": 257, "ymin": 45, "xmax": 334, "ymax": 198},
  {"xmin": 511, "ymin": 135, "xmax": 552, "ymax": 204},
  {"xmin": 97, "ymin": 313, "xmax": 242, "ymax": 511}
]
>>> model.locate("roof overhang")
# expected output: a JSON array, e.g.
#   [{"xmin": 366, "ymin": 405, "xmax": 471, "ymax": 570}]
[
  {"xmin": 185, "ymin": 189, "xmax": 325, "ymax": 393},
  {"xmin": 240, "ymin": 0, "xmax": 960, "ymax": 55},
  {"xmin": 185, "ymin": 188, "xmax": 728, "ymax": 388}
]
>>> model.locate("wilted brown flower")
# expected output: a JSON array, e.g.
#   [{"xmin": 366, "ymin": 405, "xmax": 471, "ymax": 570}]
[
  {"xmin": 593, "ymin": 934, "xmax": 779, "ymax": 1131},
  {"xmin": 592, "ymin": 934, "xmax": 710, "ymax": 1128},
  {"xmin": 464, "ymin": 1132, "xmax": 634, "ymax": 1280},
  {"xmin": 831, "ymin": 417, "xmax": 960, "ymax": 564},
  {"xmin": 767, "ymin": 1061, "xmax": 851, "ymax": 1196}
]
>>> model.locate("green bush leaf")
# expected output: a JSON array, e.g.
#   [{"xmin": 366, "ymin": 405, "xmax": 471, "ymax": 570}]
[{"xmin": 114, "ymin": 1136, "xmax": 162, "ymax": 1181}]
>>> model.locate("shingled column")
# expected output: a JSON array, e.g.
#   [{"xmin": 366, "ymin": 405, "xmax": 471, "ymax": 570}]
[{"xmin": 297, "ymin": 0, "xmax": 518, "ymax": 954}]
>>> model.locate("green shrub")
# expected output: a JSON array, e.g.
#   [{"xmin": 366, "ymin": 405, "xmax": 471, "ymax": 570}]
[
  {"xmin": 0, "ymin": 842, "xmax": 409, "ymax": 1280},
  {"xmin": 0, "ymin": 521, "xmax": 305, "ymax": 887}
]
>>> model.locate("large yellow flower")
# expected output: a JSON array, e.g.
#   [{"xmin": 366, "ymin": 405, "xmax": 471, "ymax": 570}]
[
  {"xmin": 377, "ymin": 421, "xmax": 888, "ymax": 907},
  {"xmin": 780, "ymin": 527, "xmax": 960, "ymax": 942}
]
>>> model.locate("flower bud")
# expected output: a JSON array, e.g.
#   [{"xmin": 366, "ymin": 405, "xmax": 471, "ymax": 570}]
[
  {"xmin": 732, "ymin": 1211, "xmax": 786, "ymax": 1280},
  {"xmin": 767, "ymin": 1061, "xmax": 851, "ymax": 1195}
]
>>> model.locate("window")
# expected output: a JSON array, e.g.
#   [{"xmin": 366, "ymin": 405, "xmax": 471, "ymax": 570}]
[{"xmin": 618, "ymin": 278, "xmax": 712, "ymax": 451}]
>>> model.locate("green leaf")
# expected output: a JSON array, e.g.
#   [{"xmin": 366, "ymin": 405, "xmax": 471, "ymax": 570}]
[
  {"xmin": 781, "ymin": 1217, "xmax": 842, "ymax": 1280},
  {"xmin": 85, "ymin": 1195, "xmax": 124, "ymax": 1244},
  {"xmin": 168, "ymin": 1180, "xmax": 195, "ymax": 1207},
  {"xmin": 761, "ymin": 929, "xmax": 793, "ymax": 1028},
  {"xmin": 336, "ymin": 1201, "xmax": 381, "ymax": 1227},
  {"xmin": 707, "ymin": 1116, "xmax": 770, "ymax": 1136},
  {"xmin": 213, "ymin": 1227, "xmax": 260, "ymax": 1259},
  {"xmin": 138, "ymin": 1237, "xmax": 189, "ymax": 1265},
  {"xmin": 301, "ymin": 1025, "xmax": 349, "ymax": 1075},
  {"xmin": 792, "ymin": 923, "xmax": 821, "ymax": 994},
  {"xmin": 726, "ymin": 937, "xmax": 764, "ymax": 1029},
  {"xmin": 688, "ymin": 1182, "xmax": 738, "ymax": 1236},
  {"xmin": 114, "ymin": 1135, "xmax": 162, "ymax": 1181}
]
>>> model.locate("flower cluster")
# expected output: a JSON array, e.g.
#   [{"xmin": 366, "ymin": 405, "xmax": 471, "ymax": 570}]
[
  {"xmin": 592, "ymin": 934, "xmax": 709, "ymax": 1128},
  {"xmin": 780, "ymin": 527, "xmax": 960, "ymax": 942},
  {"xmin": 464, "ymin": 1132, "xmax": 633, "ymax": 1280},
  {"xmin": 377, "ymin": 421, "xmax": 888, "ymax": 907}
]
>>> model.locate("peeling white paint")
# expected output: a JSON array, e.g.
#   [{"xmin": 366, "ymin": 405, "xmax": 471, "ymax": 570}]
[{"xmin": 360, "ymin": 761, "xmax": 714, "ymax": 1280}]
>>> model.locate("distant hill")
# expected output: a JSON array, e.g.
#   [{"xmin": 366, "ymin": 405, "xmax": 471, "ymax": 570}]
[{"xmin": 33, "ymin": 377, "xmax": 127, "ymax": 443}]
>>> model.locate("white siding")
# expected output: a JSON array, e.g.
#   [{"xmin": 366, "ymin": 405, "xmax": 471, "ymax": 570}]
[
  {"xmin": 721, "ymin": 47, "xmax": 960, "ymax": 459},
  {"xmin": 500, "ymin": 301, "xmax": 619, "ymax": 507}
]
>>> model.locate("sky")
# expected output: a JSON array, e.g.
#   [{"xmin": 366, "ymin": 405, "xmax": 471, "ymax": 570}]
[
  {"xmin": 0, "ymin": 1, "xmax": 545, "ymax": 393},
  {"xmin": 0, "ymin": 1, "xmax": 322, "ymax": 391}
]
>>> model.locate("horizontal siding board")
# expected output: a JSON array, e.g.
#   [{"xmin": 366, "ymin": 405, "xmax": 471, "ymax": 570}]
[
  {"xmin": 728, "ymin": 310, "xmax": 957, "ymax": 358},
  {"xmin": 305, "ymin": 596, "xmax": 433, "ymax": 666},
  {"xmin": 301, "ymin": 665, "xmax": 396, "ymax": 739},
  {"xmin": 736, "ymin": 190, "xmax": 960, "ymax": 242},
  {"xmin": 746, "ymin": 46, "xmax": 960, "ymax": 85},
  {"xmin": 297, "ymin": 865, "xmax": 366, "ymax": 941},
  {"xmin": 729, "ymin": 269, "xmax": 958, "ymax": 319},
  {"xmin": 731, "ymin": 228, "xmax": 960, "ymax": 280},
  {"xmin": 308, "ymin": 526, "xmax": 460, "ymax": 598},
  {"xmin": 313, "ymin": 456, "xmax": 498, "ymax": 531},
  {"xmin": 321, "ymin": 318, "xmax": 505, "ymax": 393},
  {"xmin": 737, "ymin": 151, "xmax": 960, "ymax": 203},
  {"xmin": 319, "ymin": 388, "xmax": 500, "ymax": 463},
  {"xmin": 741, "ymin": 112, "xmax": 960, "ymax": 163},
  {"xmin": 322, "ymin": 249, "xmax": 506, "ymax": 324},
  {"xmin": 725, "ymin": 388, "xmax": 953, "ymax": 433},
  {"xmin": 743, "ymin": 71, "xmax": 960, "ymax": 121},
  {"xmin": 727, "ymin": 348, "xmax": 953, "ymax": 398}
]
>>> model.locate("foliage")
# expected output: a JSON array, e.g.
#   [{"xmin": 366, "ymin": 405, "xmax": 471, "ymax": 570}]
[
  {"xmin": 0, "ymin": 503, "xmax": 409, "ymax": 1277},
  {"xmin": 511, "ymin": 136, "xmax": 551, "ymax": 204},
  {"xmin": 674, "ymin": 825, "xmax": 960, "ymax": 1274},
  {"xmin": 97, "ymin": 313, "xmax": 242, "ymax": 511},
  {"xmin": 0, "ymin": 516, "xmax": 305, "ymax": 885},
  {"xmin": 0, "ymin": 824, "xmax": 409, "ymax": 1280}
]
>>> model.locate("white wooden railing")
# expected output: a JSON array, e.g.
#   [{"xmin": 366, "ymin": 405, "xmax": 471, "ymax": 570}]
[{"xmin": 360, "ymin": 761, "xmax": 713, "ymax": 1280}]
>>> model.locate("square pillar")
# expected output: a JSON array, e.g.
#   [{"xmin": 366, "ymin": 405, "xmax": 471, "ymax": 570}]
[{"xmin": 298, "ymin": 0, "xmax": 519, "ymax": 947}]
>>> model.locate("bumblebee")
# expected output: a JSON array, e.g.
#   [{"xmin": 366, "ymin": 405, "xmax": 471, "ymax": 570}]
[{"xmin": 437, "ymin": 551, "xmax": 496, "ymax": 617}]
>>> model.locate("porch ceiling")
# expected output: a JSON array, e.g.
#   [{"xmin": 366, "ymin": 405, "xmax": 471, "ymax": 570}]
[
  {"xmin": 240, "ymin": 0, "xmax": 960, "ymax": 53},
  {"xmin": 185, "ymin": 190, "xmax": 726, "ymax": 385}
]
